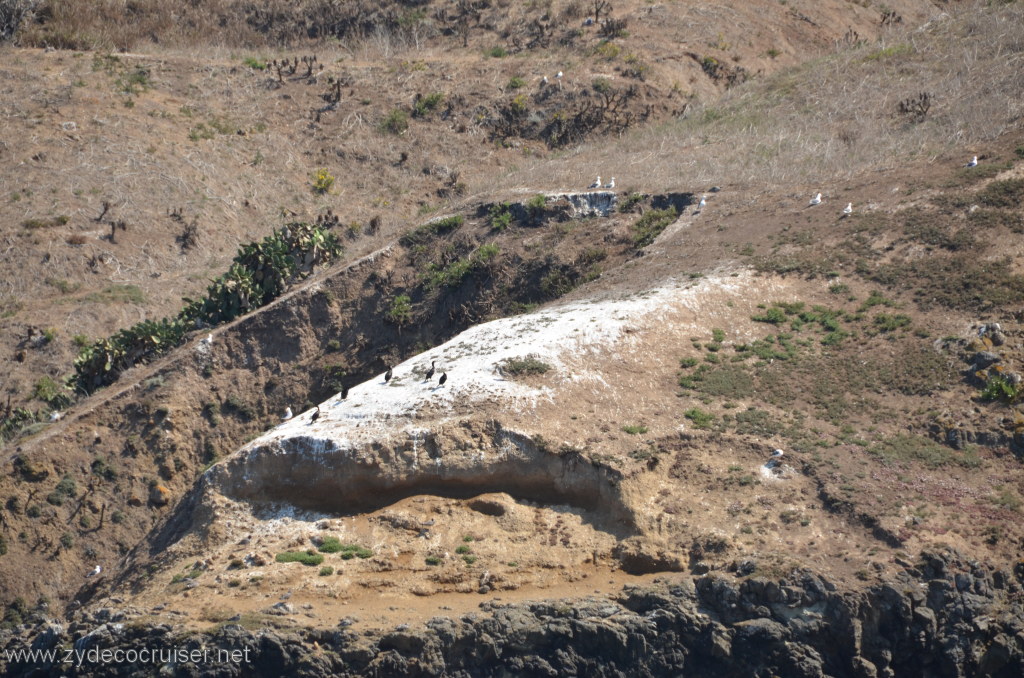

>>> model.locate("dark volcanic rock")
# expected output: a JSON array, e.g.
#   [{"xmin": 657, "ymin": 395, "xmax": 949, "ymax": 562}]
[{"xmin": 3, "ymin": 550, "xmax": 1022, "ymax": 678}]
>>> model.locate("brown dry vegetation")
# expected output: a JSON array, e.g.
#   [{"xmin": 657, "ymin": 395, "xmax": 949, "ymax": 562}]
[{"xmin": 1, "ymin": 0, "xmax": 1024, "ymax": 640}]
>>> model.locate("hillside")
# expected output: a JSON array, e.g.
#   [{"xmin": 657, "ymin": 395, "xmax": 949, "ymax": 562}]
[{"xmin": 2, "ymin": 1, "xmax": 1024, "ymax": 676}]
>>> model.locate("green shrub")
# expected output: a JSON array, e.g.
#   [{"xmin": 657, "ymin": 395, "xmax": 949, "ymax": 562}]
[
  {"xmin": 59, "ymin": 533, "xmax": 73, "ymax": 549},
  {"xmin": 312, "ymin": 168, "xmax": 335, "ymax": 194},
  {"xmin": 489, "ymin": 202, "xmax": 513, "ymax": 231},
  {"xmin": 413, "ymin": 92, "xmax": 445, "ymax": 118},
  {"xmin": 399, "ymin": 215, "xmax": 463, "ymax": 247},
  {"xmin": 868, "ymin": 435, "xmax": 980, "ymax": 469},
  {"xmin": 110, "ymin": 510, "xmax": 125, "ymax": 524},
  {"xmin": 386, "ymin": 295, "xmax": 413, "ymax": 327},
  {"xmin": 242, "ymin": 57, "xmax": 267, "ymax": 70},
  {"xmin": 380, "ymin": 109, "xmax": 409, "ymax": 135},
  {"xmin": 32, "ymin": 377, "xmax": 73, "ymax": 409},
  {"xmin": 981, "ymin": 373, "xmax": 1021, "ymax": 403},
  {"xmin": 622, "ymin": 424, "xmax": 648, "ymax": 435},
  {"xmin": 507, "ymin": 76, "xmax": 525, "ymax": 89},
  {"xmin": 752, "ymin": 307, "xmax": 787, "ymax": 324},
  {"xmin": 500, "ymin": 355, "xmax": 551, "ymax": 376},
  {"xmin": 425, "ymin": 555, "xmax": 441, "ymax": 565},
  {"xmin": 631, "ymin": 207, "xmax": 677, "ymax": 248},
  {"xmin": 487, "ymin": 46, "xmax": 507, "ymax": 58},
  {"xmin": 873, "ymin": 314, "xmax": 911, "ymax": 332},
  {"xmin": 275, "ymin": 550, "xmax": 324, "ymax": 566},
  {"xmin": 679, "ymin": 357, "xmax": 699, "ymax": 368},
  {"xmin": 319, "ymin": 566, "xmax": 334, "ymax": 576},
  {"xmin": 684, "ymin": 408, "xmax": 715, "ymax": 429},
  {"xmin": 455, "ymin": 545, "xmax": 472, "ymax": 555},
  {"xmin": 74, "ymin": 220, "xmax": 343, "ymax": 393}
]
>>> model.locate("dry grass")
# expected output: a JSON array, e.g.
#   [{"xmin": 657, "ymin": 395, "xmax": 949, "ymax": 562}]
[{"xmin": 489, "ymin": 2, "xmax": 1024, "ymax": 194}]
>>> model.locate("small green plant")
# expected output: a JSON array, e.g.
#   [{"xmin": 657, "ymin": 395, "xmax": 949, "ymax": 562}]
[
  {"xmin": 684, "ymin": 408, "xmax": 715, "ymax": 429},
  {"xmin": 873, "ymin": 313, "xmax": 911, "ymax": 332},
  {"xmin": 110, "ymin": 510, "xmax": 125, "ymax": 524},
  {"xmin": 631, "ymin": 207, "xmax": 677, "ymax": 248},
  {"xmin": 413, "ymin": 92, "xmax": 445, "ymax": 118},
  {"xmin": 380, "ymin": 109, "xmax": 409, "ymax": 135},
  {"xmin": 526, "ymin": 194, "xmax": 547, "ymax": 222},
  {"xmin": 619, "ymin": 193, "xmax": 644, "ymax": 212},
  {"xmin": 399, "ymin": 215, "xmax": 463, "ymax": 247},
  {"xmin": 455, "ymin": 545, "xmax": 472, "ymax": 555},
  {"xmin": 679, "ymin": 357, "xmax": 699, "ymax": 368},
  {"xmin": 622, "ymin": 424, "xmax": 648, "ymax": 435},
  {"xmin": 507, "ymin": 76, "xmax": 525, "ymax": 89},
  {"xmin": 242, "ymin": 57, "xmax": 267, "ymax": 70},
  {"xmin": 711, "ymin": 328, "xmax": 726, "ymax": 343},
  {"xmin": 981, "ymin": 373, "xmax": 1021, "ymax": 403},
  {"xmin": 489, "ymin": 202, "xmax": 513, "ymax": 231},
  {"xmin": 425, "ymin": 555, "xmax": 442, "ymax": 566},
  {"xmin": 752, "ymin": 307, "xmax": 787, "ymax": 324},
  {"xmin": 59, "ymin": 533, "xmax": 73, "ymax": 549},
  {"xmin": 500, "ymin": 355, "xmax": 551, "ymax": 376},
  {"xmin": 386, "ymin": 294, "xmax": 413, "ymax": 327},
  {"xmin": 319, "ymin": 566, "xmax": 335, "ymax": 576},
  {"xmin": 487, "ymin": 46, "xmax": 508, "ymax": 58},
  {"xmin": 462, "ymin": 535, "xmax": 474, "ymax": 542},
  {"xmin": 312, "ymin": 168, "xmax": 335, "ymax": 194},
  {"xmin": 32, "ymin": 376, "xmax": 72, "ymax": 409},
  {"xmin": 275, "ymin": 550, "xmax": 325, "ymax": 566}
]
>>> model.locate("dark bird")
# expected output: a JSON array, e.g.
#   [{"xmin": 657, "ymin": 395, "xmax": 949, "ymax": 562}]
[
  {"xmin": 340, "ymin": 385, "xmax": 349, "ymax": 400},
  {"xmin": 425, "ymin": 360, "xmax": 436, "ymax": 381},
  {"xmin": 310, "ymin": 405, "xmax": 320, "ymax": 424},
  {"xmin": 384, "ymin": 365, "xmax": 393, "ymax": 383},
  {"xmin": 438, "ymin": 372, "xmax": 448, "ymax": 387}
]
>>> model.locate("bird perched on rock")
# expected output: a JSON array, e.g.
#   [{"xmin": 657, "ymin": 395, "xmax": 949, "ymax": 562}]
[
  {"xmin": 772, "ymin": 449, "xmax": 784, "ymax": 458},
  {"xmin": 541, "ymin": 75, "xmax": 548, "ymax": 85},
  {"xmin": 425, "ymin": 360, "xmax": 436, "ymax": 382},
  {"xmin": 310, "ymin": 405, "xmax": 320, "ymax": 424},
  {"xmin": 842, "ymin": 203, "xmax": 853, "ymax": 216},
  {"xmin": 808, "ymin": 193, "xmax": 822, "ymax": 206},
  {"xmin": 438, "ymin": 372, "xmax": 448, "ymax": 387},
  {"xmin": 589, "ymin": 176, "xmax": 601, "ymax": 189},
  {"xmin": 966, "ymin": 155, "xmax": 978, "ymax": 168},
  {"xmin": 604, "ymin": 177, "xmax": 615, "ymax": 189},
  {"xmin": 282, "ymin": 407, "xmax": 293, "ymax": 421},
  {"xmin": 49, "ymin": 411, "xmax": 63, "ymax": 422},
  {"xmin": 384, "ymin": 365, "xmax": 393, "ymax": 383},
  {"xmin": 556, "ymin": 71, "xmax": 563, "ymax": 80},
  {"xmin": 697, "ymin": 196, "xmax": 707, "ymax": 210},
  {"xmin": 87, "ymin": 565, "xmax": 102, "ymax": 577},
  {"xmin": 200, "ymin": 333, "xmax": 213, "ymax": 346}
]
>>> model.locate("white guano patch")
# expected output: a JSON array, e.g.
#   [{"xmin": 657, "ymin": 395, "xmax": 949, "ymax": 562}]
[{"xmin": 244, "ymin": 270, "xmax": 754, "ymax": 451}]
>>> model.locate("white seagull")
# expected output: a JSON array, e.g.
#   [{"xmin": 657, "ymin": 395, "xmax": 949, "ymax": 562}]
[
  {"xmin": 87, "ymin": 565, "xmax": 102, "ymax": 577},
  {"xmin": 556, "ymin": 71, "xmax": 563, "ymax": 80},
  {"xmin": 589, "ymin": 176, "xmax": 601, "ymax": 189},
  {"xmin": 541, "ymin": 75, "xmax": 548, "ymax": 85},
  {"xmin": 49, "ymin": 411, "xmax": 63, "ymax": 422},
  {"xmin": 200, "ymin": 333, "xmax": 212, "ymax": 346},
  {"xmin": 772, "ymin": 449, "xmax": 784, "ymax": 458},
  {"xmin": 808, "ymin": 192, "xmax": 822, "ymax": 206},
  {"xmin": 966, "ymin": 155, "xmax": 978, "ymax": 168},
  {"xmin": 281, "ymin": 407, "xmax": 293, "ymax": 421},
  {"xmin": 603, "ymin": 177, "xmax": 615, "ymax": 189},
  {"xmin": 842, "ymin": 202, "xmax": 853, "ymax": 216},
  {"xmin": 697, "ymin": 195, "xmax": 707, "ymax": 210}
]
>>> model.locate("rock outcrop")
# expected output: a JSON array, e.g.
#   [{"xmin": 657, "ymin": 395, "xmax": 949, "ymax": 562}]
[{"xmin": 3, "ymin": 549, "xmax": 1021, "ymax": 677}]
